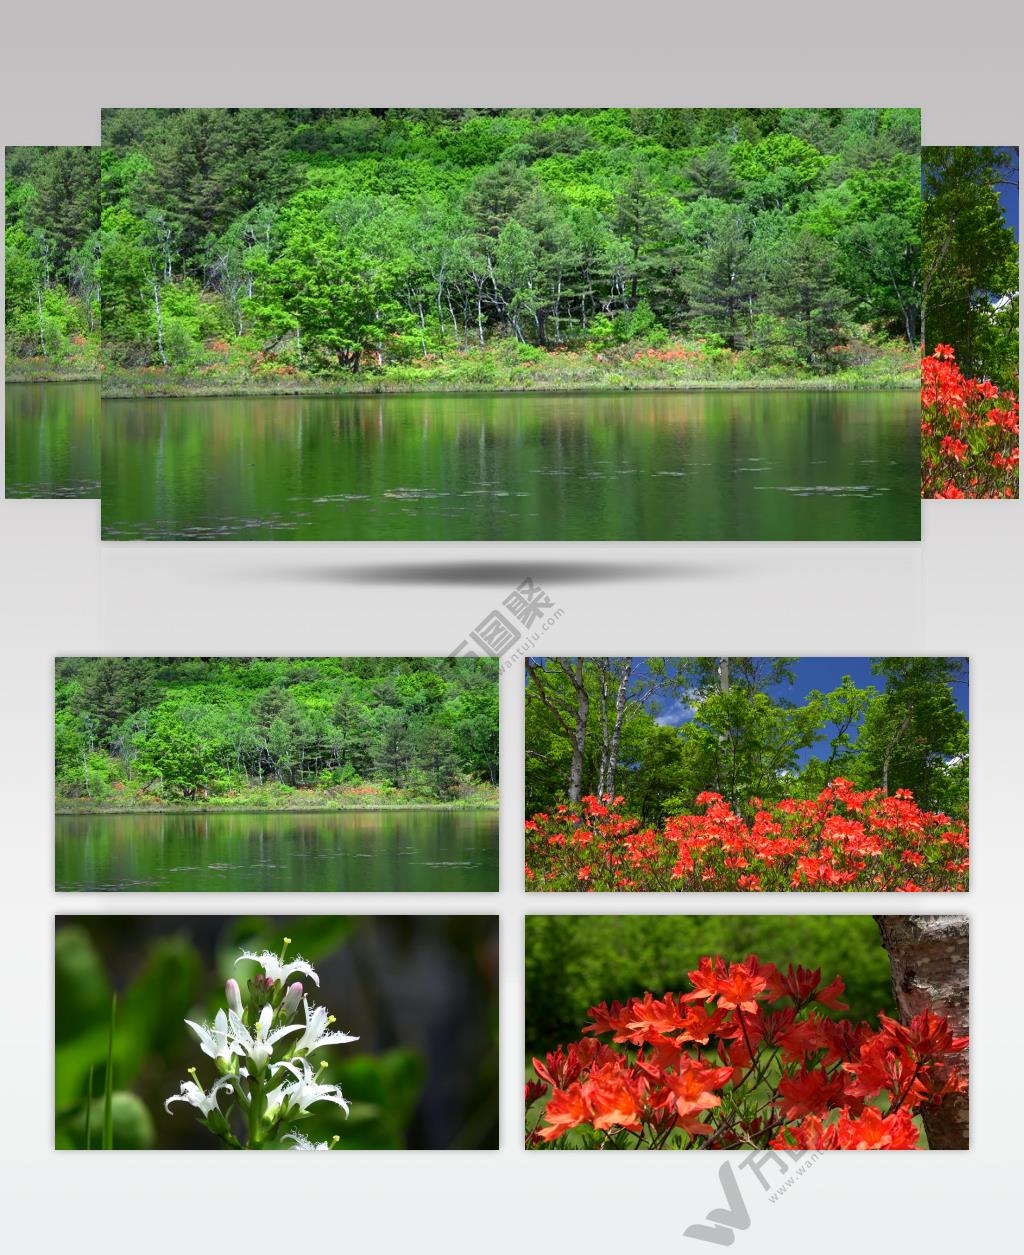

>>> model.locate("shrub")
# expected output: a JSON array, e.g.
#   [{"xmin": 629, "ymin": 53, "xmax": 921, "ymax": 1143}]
[
  {"xmin": 525, "ymin": 781, "xmax": 968, "ymax": 893},
  {"xmin": 526, "ymin": 956, "xmax": 968, "ymax": 1150},
  {"xmin": 921, "ymin": 344, "xmax": 1019, "ymax": 499}
]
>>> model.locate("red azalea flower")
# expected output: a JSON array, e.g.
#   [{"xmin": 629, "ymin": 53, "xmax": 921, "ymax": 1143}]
[
  {"xmin": 525, "ymin": 1079, "xmax": 548, "ymax": 1105},
  {"xmin": 525, "ymin": 780, "xmax": 968, "ymax": 892},
  {"xmin": 536, "ymin": 1082, "xmax": 591, "ymax": 1141},
  {"xmin": 530, "ymin": 964, "xmax": 967, "ymax": 1151},
  {"xmin": 835, "ymin": 1106, "xmax": 920, "ymax": 1149},
  {"xmin": 713, "ymin": 962, "xmax": 768, "ymax": 1013},
  {"xmin": 771, "ymin": 1113, "xmax": 840, "ymax": 1150},
  {"xmin": 776, "ymin": 1065, "xmax": 848, "ymax": 1119},
  {"xmin": 660, "ymin": 1059, "xmax": 734, "ymax": 1133}
]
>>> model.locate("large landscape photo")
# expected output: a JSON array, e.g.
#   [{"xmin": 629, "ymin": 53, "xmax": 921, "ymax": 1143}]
[
  {"xmin": 55, "ymin": 656, "xmax": 499, "ymax": 891},
  {"xmin": 98, "ymin": 107, "xmax": 922, "ymax": 540}
]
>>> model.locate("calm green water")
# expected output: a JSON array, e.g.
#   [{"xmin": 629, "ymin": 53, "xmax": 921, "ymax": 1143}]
[
  {"xmin": 55, "ymin": 809, "xmax": 499, "ymax": 892},
  {"xmin": 101, "ymin": 390, "xmax": 920, "ymax": 540},
  {"xmin": 5, "ymin": 381, "xmax": 101, "ymax": 498}
]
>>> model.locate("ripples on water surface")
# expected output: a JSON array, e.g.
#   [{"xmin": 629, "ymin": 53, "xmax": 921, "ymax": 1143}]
[
  {"xmin": 55, "ymin": 809, "xmax": 499, "ymax": 892},
  {"xmin": 5, "ymin": 381, "xmax": 100, "ymax": 498},
  {"xmin": 101, "ymin": 389, "xmax": 920, "ymax": 540}
]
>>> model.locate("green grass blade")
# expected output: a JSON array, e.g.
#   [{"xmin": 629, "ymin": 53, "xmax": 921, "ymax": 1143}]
[
  {"xmin": 103, "ymin": 993, "xmax": 117, "ymax": 1150},
  {"xmin": 85, "ymin": 1064, "xmax": 94, "ymax": 1150}
]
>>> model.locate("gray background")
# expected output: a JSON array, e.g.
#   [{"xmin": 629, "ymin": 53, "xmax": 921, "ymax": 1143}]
[{"xmin": 1, "ymin": 1, "xmax": 1021, "ymax": 1249}]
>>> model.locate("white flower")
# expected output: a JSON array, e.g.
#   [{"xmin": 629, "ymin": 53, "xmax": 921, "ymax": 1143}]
[
  {"xmin": 293, "ymin": 996, "xmax": 359, "ymax": 1055},
  {"xmin": 282, "ymin": 1131, "xmax": 333, "ymax": 1151},
  {"xmin": 185, "ymin": 1008, "xmax": 234, "ymax": 1065},
  {"xmin": 228, "ymin": 1004, "xmax": 302, "ymax": 1071},
  {"xmin": 236, "ymin": 949, "xmax": 320, "ymax": 988},
  {"xmin": 165, "ymin": 1075, "xmax": 234, "ymax": 1117},
  {"xmin": 273, "ymin": 1056, "xmax": 350, "ymax": 1116}
]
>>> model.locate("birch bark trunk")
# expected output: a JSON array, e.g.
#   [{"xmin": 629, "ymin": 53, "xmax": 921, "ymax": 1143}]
[
  {"xmin": 606, "ymin": 661, "xmax": 633, "ymax": 798},
  {"xmin": 875, "ymin": 914, "xmax": 970, "ymax": 1149},
  {"xmin": 153, "ymin": 282, "xmax": 168, "ymax": 366},
  {"xmin": 597, "ymin": 661, "xmax": 610, "ymax": 798},
  {"xmin": 565, "ymin": 660, "xmax": 590, "ymax": 805}
]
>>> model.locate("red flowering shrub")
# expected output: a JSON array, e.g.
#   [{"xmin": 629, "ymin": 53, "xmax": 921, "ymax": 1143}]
[
  {"xmin": 524, "ymin": 781, "xmax": 968, "ymax": 892},
  {"xmin": 630, "ymin": 344, "xmax": 704, "ymax": 364},
  {"xmin": 525, "ymin": 956, "xmax": 968, "ymax": 1149},
  {"xmin": 921, "ymin": 344, "xmax": 1019, "ymax": 499}
]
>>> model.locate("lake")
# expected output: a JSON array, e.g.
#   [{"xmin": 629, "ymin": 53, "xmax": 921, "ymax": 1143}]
[
  {"xmin": 100, "ymin": 389, "xmax": 920, "ymax": 540},
  {"xmin": 55, "ymin": 809, "xmax": 499, "ymax": 892},
  {"xmin": 5, "ymin": 381, "xmax": 101, "ymax": 498}
]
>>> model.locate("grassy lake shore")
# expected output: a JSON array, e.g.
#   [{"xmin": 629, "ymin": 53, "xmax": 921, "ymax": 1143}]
[
  {"xmin": 102, "ymin": 374, "xmax": 919, "ymax": 400},
  {"xmin": 57, "ymin": 776, "xmax": 499, "ymax": 814},
  {"xmin": 101, "ymin": 338, "xmax": 919, "ymax": 399},
  {"xmin": 57, "ymin": 800, "xmax": 498, "ymax": 814},
  {"xmin": 7, "ymin": 365, "xmax": 100, "ymax": 384},
  {"xmin": 57, "ymin": 783, "xmax": 499, "ymax": 815}
]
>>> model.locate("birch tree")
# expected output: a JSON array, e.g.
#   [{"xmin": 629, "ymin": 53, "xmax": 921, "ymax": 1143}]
[
  {"xmin": 875, "ymin": 914, "xmax": 970, "ymax": 1149},
  {"xmin": 525, "ymin": 658, "xmax": 590, "ymax": 803}
]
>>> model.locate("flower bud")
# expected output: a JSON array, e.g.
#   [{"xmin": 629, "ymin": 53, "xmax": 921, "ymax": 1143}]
[
  {"xmin": 248, "ymin": 973, "xmax": 275, "ymax": 1008},
  {"xmin": 225, "ymin": 978, "xmax": 243, "ymax": 1018},
  {"xmin": 281, "ymin": 982, "xmax": 303, "ymax": 1018}
]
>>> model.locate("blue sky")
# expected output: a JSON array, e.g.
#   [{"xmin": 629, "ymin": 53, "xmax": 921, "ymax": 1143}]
[{"xmin": 996, "ymin": 146, "xmax": 1019, "ymax": 242}]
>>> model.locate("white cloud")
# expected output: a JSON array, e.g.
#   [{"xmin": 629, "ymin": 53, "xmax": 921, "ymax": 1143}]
[{"xmin": 655, "ymin": 698, "xmax": 696, "ymax": 726}]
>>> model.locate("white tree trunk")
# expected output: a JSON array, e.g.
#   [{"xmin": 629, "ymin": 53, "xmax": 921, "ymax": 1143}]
[
  {"xmin": 875, "ymin": 914, "xmax": 970, "ymax": 1149},
  {"xmin": 606, "ymin": 661, "xmax": 633, "ymax": 797},
  {"xmin": 153, "ymin": 282, "xmax": 168, "ymax": 366},
  {"xmin": 565, "ymin": 661, "xmax": 590, "ymax": 805},
  {"xmin": 37, "ymin": 286, "xmax": 47, "ymax": 356}
]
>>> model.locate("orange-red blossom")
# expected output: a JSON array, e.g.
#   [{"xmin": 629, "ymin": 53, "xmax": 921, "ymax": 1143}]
[
  {"xmin": 921, "ymin": 344, "xmax": 1018, "ymax": 500},
  {"xmin": 527, "ymin": 955, "xmax": 968, "ymax": 1150},
  {"xmin": 525, "ymin": 781, "xmax": 968, "ymax": 893}
]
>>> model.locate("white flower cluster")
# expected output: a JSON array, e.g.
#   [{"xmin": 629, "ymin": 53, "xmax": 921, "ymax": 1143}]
[{"xmin": 165, "ymin": 940, "xmax": 358, "ymax": 1150}]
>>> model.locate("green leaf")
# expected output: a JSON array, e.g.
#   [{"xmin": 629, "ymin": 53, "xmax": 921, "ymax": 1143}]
[
  {"xmin": 103, "ymin": 993, "xmax": 116, "ymax": 1149},
  {"xmin": 58, "ymin": 1091, "xmax": 155, "ymax": 1151}
]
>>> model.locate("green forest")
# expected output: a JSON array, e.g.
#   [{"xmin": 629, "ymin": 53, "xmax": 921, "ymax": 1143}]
[
  {"xmin": 55, "ymin": 657, "xmax": 498, "ymax": 810},
  {"xmin": 525, "ymin": 914, "xmax": 896, "ymax": 1054},
  {"xmin": 922, "ymin": 145, "xmax": 1018, "ymax": 389},
  {"xmin": 5, "ymin": 146, "xmax": 101, "ymax": 379},
  {"xmin": 97, "ymin": 108, "xmax": 921, "ymax": 394},
  {"xmin": 525, "ymin": 656, "xmax": 968, "ymax": 821}
]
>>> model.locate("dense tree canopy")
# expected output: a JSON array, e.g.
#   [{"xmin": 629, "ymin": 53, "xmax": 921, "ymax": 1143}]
[
  {"xmin": 922, "ymin": 146, "xmax": 1018, "ymax": 389},
  {"xmin": 5, "ymin": 146, "xmax": 101, "ymax": 370},
  {"xmin": 55, "ymin": 656, "xmax": 498, "ymax": 805},
  {"xmin": 525, "ymin": 656, "xmax": 967, "ymax": 821},
  {"xmin": 98, "ymin": 108, "xmax": 920, "ymax": 377}
]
